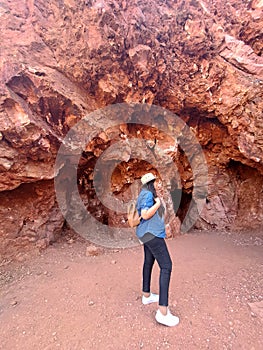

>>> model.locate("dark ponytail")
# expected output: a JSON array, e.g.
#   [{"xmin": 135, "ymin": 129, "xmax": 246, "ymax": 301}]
[
  {"xmin": 144, "ymin": 180, "xmax": 157, "ymax": 197},
  {"xmin": 142, "ymin": 179, "xmax": 165, "ymax": 217}
]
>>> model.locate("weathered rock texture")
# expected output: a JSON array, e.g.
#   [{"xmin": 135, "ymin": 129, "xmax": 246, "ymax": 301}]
[
  {"xmin": 0, "ymin": 180, "xmax": 64, "ymax": 258},
  {"xmin": 0, "ymin": 0, "xmax": 263, "ymax": 256}
]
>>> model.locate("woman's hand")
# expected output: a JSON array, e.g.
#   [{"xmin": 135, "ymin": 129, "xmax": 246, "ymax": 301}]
[
  {"xmin": 154, "ymin": 197, "xmax": 161, "ymax": 208},
  {"xmin": 141, "ymin": 197, "xmax": 161, "ymax": 220}
]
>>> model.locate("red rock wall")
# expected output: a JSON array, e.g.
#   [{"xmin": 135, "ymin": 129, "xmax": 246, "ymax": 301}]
[
  {"xmin": 0, "ymin": 180, "xmax": 64, "ymax": 259},
  {"xmin": 0, "ymin": 0, "xmax": 263, "ymax": 255}
]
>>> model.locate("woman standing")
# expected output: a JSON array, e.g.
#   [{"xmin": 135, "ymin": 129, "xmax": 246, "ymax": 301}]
[{"xmin": 136, "ymin": 172, "xmax": 179, "ymax": 327}]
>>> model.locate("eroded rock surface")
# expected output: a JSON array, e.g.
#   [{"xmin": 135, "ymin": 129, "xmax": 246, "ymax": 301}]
[
  {"xmin": 0, "ymin": 0, "xmax": 263, "ymax": 256},
  {"xmin": 0, "ymin": 180, "xmax": 64, "ymax": 258}
]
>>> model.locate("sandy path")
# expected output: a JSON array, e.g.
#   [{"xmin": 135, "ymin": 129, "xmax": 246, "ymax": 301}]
[{"xmin": 0, "ymin": 231, "xmax": 262, "ymax": 349}]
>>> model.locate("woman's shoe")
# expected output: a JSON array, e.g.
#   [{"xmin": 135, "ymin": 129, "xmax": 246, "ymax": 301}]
[
  {"xmin": 155, "ymin": 309, "xmax": 180, "ymax": 327},
  {"xmin": 142, "ymin": 293, "xmax": 159, "ymax": 305}
]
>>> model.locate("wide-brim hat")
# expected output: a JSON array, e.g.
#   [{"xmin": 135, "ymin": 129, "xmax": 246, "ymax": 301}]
[{"xmin": 141, "ymin": 172, "xmax": 156, "ymax": 185}]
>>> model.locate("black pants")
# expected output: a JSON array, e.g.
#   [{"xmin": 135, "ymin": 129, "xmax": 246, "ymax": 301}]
[{"xmin": 142, "ymin": 233, "xmax": 172, "ymax": 306}]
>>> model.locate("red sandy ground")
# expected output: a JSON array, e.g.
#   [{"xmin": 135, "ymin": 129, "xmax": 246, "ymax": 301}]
[{"xmin": 0, "ymin": 230, "xmax": 262, "ymax": 350}]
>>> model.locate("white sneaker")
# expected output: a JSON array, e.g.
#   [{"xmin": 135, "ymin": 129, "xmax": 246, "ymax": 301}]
[
  {"xmin": 155, "ymin": 309, "xmax": 180, "ymax": 327},
  {"xmin": 142, "ymin": 293, "xmax": 159, "ymax": 305}
]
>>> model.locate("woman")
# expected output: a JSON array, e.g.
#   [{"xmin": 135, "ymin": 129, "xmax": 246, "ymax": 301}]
[{"xmin": 136, "ymin": 172, "xmax": 179, "ymax": 327}]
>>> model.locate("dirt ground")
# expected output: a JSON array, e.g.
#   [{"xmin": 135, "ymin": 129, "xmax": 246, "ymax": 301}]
[{"xmin": 0, "ymin": 230, "xmax": 262, "ymax": 350}]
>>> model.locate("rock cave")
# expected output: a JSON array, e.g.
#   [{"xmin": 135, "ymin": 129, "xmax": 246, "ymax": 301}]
[{"xmin": 1, "ymin": 0, "xmax": 263, "ymax": 258}]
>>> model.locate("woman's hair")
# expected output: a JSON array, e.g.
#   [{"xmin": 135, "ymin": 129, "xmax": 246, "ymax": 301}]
[
  {"xmin": 142, "ymin": 179, "xmax": 157, "ymax": 197},
  {"xmin": 142, "ymin": 179, "xmax": 165, "ymax": 217}
]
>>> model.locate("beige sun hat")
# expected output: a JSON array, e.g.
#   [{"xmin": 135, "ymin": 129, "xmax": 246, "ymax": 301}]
[{"xmin": 141, "ymin": 172, "xmax": 156, "ymax": 185}]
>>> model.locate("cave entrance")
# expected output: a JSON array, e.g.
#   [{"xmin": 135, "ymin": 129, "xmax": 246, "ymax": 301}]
[{"xmin": 170, "ymin": 187, "xmax": 192, "ymax": 226}]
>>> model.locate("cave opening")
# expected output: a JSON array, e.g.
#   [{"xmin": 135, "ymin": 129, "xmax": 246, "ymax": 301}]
[
  {"xmin": 78, "ymin": 155, "xmax": 159, "ymax": 229},
  {"xmin": 170, "ymin": 187, "xmax": 192, "ymax": 226}
]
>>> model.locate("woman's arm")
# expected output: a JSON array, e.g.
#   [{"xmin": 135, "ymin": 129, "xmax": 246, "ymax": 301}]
[{"xmin": 141, "ymin": 197, "xmax": 161, "ymax": 220}]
